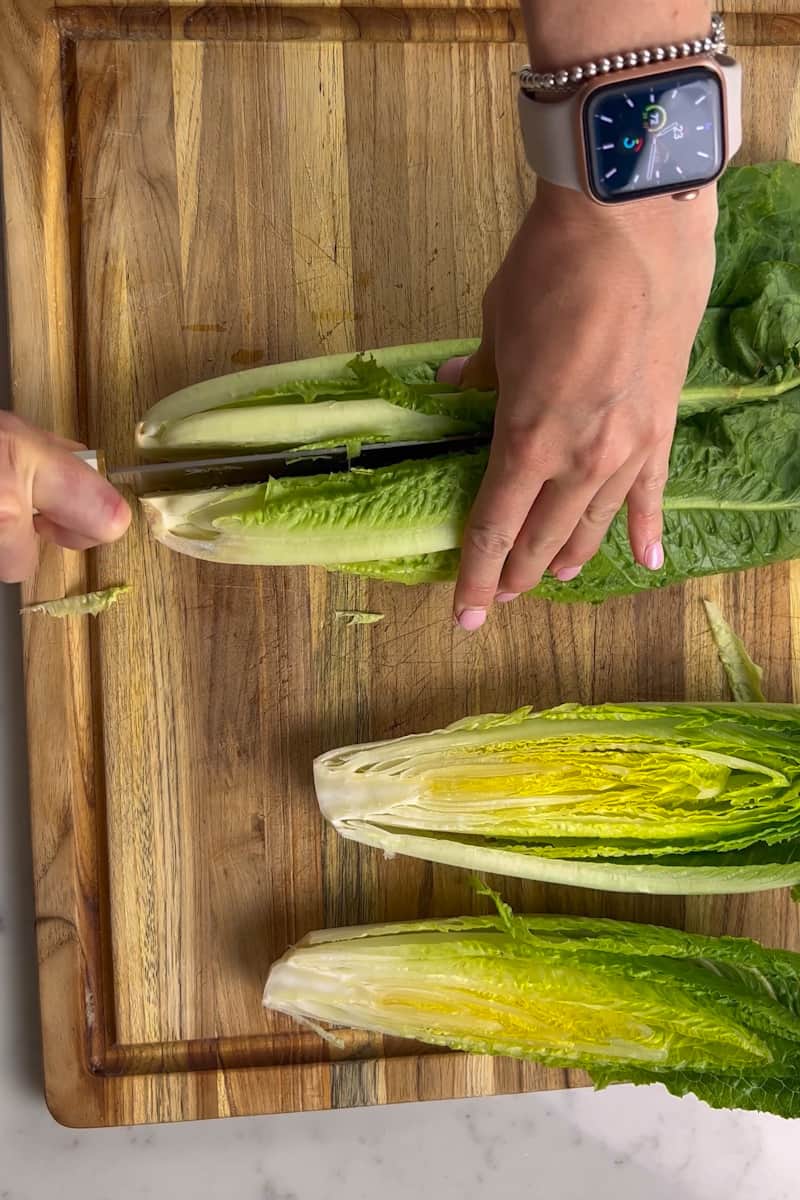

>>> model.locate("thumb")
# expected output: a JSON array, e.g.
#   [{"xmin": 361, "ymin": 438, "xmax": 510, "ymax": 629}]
[
  {"xmin": 0, "ymin": 415, "xmax": 130, "ymax": 582},
  {"xmin": 436, "ymin": 278, "xmax": 498, "ymax": 390},
  {"xmin": 32, "ymin": 445, "xmax": 131, "ymax": 545},
  {"xmin": 436, "ymin": 335, "xmax": 497, "ymax": 391}
]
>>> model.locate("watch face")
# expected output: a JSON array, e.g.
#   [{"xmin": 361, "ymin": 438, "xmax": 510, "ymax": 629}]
[{"xmin": 583, "ymin": 66, "xmax": 724, "ymax": 202}]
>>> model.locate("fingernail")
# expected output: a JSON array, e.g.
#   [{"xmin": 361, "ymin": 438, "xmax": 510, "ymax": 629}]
[
  {"xmin": 495, "ymin": 592, "xmax": 519, "ymax": 603},
  {"xmin": 644, "ymin": 542, "xmax": 664, "ymax": 571},
  {"xmin": 554, "ymin": 566, "xmax": 582, "ymax": 583},
  {"xmin": 455, "ymin": 607, "xmax": 487, "ymax": 631},
  {"xmin": 436, "ymin": 356, "xmax": 469, "ymax": 385}
]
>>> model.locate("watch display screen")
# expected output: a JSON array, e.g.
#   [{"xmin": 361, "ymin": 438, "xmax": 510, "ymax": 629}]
[{"xmin": 583, "ymin": 66, "xmax": 724, "ymax": 202}]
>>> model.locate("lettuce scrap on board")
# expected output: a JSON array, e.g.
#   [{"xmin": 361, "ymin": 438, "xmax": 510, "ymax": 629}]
[
  {"xmin": 20, "ymin": 585, "xmax": 132, "ymax": 618},
  {"xmin": 139, "ymin": 162, "xmax": 800, "ymax": 602}
]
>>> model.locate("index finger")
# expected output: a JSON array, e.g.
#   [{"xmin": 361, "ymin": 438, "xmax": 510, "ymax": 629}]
[{"xmin": 454, "ymin": 439, "xmax": 546, "ymax": 629}]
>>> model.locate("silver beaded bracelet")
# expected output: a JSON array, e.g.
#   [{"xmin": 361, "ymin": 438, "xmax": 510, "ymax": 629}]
[{"xmin": 519, "ymin": 12, "xmax": 727, "ymax": 94}]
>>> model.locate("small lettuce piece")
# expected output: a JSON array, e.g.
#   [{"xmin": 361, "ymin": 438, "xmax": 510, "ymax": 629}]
[
  {"xmin": 314, "ymin": 701, "xmax": 800, "ymax": 895},
  {"xmin": 285, "ymin": 436, "xmax": 367, "ymax": 461},
  {"xmin": 334, "ymin": 610, "xmax": 384, "ymax": 626},
  {"xmin": 703, "ymin": 599, "xmax": 766, "ymax": 703},
  {"xmin": 264, "ymin": 893, "xmax": 800, "ymax": 1116},
  {"xmin": 20, "ymin": 585, "xmax": 131, "ymax": 618}
]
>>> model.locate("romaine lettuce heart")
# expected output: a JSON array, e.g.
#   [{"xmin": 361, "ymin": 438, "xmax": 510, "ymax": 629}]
[
  {"xmin": 264, "ymin": 891, "xmax": 800, "ymax": 1117},
  {"xmin": 313, "ymin": 703, "xmax": 800, "ymax": 895}
]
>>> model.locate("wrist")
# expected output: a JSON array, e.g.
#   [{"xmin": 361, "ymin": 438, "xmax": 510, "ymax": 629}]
[
  {"xmin": 532, "ymin": 177, "xmax": 718, "ymax": 239},
  {"xmin": 525, "ymin": 180, "xmax": 718, "ymax": 277}
]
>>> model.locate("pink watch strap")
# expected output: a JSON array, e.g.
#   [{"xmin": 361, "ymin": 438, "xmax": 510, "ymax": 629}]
[
  {"xmin": 517, "ymin": 88, "xmax": 583, "ymax": 190},
  {"xmin": 518, "ymin": 55, "xmax": 742, "ymax": 193}
]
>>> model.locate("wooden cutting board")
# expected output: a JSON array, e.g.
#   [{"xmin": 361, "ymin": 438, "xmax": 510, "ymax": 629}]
[{"xmin": 4, "ymin": 0, "xmax": 800, "ymax": 1128}]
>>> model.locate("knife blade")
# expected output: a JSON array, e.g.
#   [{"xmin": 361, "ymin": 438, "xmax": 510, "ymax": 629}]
[{"xmin": 75, "ymin": 433, "xmax": 490, "ymax": 496}]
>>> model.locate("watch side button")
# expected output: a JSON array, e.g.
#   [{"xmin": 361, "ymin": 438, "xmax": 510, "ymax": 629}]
[{"xmin": 673, "ymin": 189, "xmax": 701, "ymax": 202}]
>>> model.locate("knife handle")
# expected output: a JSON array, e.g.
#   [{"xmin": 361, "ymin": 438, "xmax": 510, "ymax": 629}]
[{"xmin": 73, "ymin": 448, "xmax": 108, "ymax": 478}]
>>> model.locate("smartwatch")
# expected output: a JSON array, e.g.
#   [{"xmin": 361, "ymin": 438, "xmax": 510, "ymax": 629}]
[{"xmin": 518, "ymin": 53, "xmax": 742, "ymax": 204}]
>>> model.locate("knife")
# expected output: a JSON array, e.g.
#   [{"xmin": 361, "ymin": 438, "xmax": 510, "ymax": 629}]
[{"xmin": 74, "ymin": 433, "xmax": 491, "ymax": 496}]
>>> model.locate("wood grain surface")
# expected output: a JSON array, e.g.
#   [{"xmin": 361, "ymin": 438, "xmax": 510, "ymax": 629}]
[{"xmin": 3, "ymin": 0, "xmax": 800, "ymax": 1128}]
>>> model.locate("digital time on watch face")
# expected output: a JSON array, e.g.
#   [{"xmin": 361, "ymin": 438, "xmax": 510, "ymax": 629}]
[{"xmin": 582, "ymin": 66, "xmax": 724, "ymax": 202}]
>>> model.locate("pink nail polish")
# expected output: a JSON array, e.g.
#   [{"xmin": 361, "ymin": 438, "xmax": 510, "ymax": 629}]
[
  {"xmin": 645, "ymin": 542, "xmax": 664, "ymax": 571},
  {"xmin": 495, "ymin": 592, "xmax": 519, "ymax": 603},
  {"xmin": 456, "ymin": 608, "xmax": 487, "ymax": 631},
  {"xmin": 554, "ymin": 566, "xmax": 582, "ymax": 583}
]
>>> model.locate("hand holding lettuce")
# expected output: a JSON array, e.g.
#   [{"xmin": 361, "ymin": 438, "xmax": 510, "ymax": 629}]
[
  {"xmin": 139, "ymin": 162, "xmax": 800, "ymax": 607},
  {"xmin": 440, "ymin": 178, "xmax": 716, "ymax": 629},
  {"xmin": 143, "ymin": 383, "xmax": 800, "ymax": 603}
]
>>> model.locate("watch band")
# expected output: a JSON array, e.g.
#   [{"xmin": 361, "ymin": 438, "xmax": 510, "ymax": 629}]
[{"xmin": 517, "ymin": 55, "xmax": 742, "ymax": 194}]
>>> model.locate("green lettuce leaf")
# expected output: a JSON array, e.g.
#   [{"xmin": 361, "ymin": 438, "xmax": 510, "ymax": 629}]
[
  {"xmin": 533, "ymin": 388, "xmax": 800, "ymax": 602},
  {"xmin": 681, "ymin": 262, "xmax": 800, "ymax": 413},
  {"xmin": 337, "ymin": 384, "xmax": 800, "ymax": 595},
  {"xmin": 135, "ymin": 340, "xmax": 481, "ymax": 456},
  {"xmin": 264, "ymin": 897, "xmax": 800, "ymax": 1116},
  {"xmin": 712, "ymin": 160, "xmax": 800, "ymax": 306}
]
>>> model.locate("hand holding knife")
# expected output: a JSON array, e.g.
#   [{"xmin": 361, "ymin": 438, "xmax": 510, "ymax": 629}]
[{"xmin": 2, "ymin": 398, "xmax": 488, "ymax": 583}]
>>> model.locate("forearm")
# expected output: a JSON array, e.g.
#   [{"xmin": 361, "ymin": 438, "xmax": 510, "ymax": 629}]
[{"xmin": 520, "ymin": 1, "xmax": 711, "ymax": 71}]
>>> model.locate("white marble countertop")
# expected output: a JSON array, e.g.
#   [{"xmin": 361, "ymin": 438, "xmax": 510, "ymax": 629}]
[{"xmin": 3, "ymin": 583, "xmax": 800, "ymax": 1197}]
